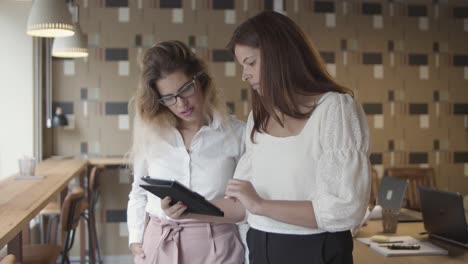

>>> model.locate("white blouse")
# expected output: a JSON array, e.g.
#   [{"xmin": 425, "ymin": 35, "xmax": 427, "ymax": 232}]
[
  {"xmin": 234, "ymin": 92, "xmax": 371, "ymax": 235},
  {"xmin": 127, "ymin": 114, "xmax": 245, "ymax": 245}
]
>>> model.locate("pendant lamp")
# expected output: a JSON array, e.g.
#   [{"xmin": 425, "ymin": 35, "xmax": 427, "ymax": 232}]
[
  {"xmin": 27, "ymin": 0, "xmax": 74, "ymax": 38},
  {"xmin": 52, "ymin": 24, "xmax": 88, "ymax": 58}
]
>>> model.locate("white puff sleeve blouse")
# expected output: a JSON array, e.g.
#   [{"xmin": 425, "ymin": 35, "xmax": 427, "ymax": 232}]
[{"xmin": 235, "ymin": 92, "xmax": 371, "ymax": 234}]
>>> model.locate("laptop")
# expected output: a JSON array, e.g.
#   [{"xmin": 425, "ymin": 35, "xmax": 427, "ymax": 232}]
[
  {"xmin": 377, "ymin": 176, "xmax": 407, "ymax": 210},
  {"xmin": 377, "ymin": 176, "xmax": 423, "ymax": 222},
  {"xmin": 419, "ymin": 186, "xmax": 468, "ymax": 248}
]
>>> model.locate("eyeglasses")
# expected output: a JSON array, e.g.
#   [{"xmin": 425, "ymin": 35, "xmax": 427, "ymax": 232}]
[{"xmin": 158, "ymin": 72, "xmax": 204, "ymax": 106}]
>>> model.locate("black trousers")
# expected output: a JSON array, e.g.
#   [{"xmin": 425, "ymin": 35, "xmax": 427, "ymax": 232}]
[{"xmin": 246, "ymin": 228, "xmax": 353, "ymax": 264}]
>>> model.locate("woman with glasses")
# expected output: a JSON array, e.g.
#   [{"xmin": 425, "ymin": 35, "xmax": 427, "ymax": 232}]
[{"xmin": 127, "ymin": 40, "xmax": 245, "ymax": 264}]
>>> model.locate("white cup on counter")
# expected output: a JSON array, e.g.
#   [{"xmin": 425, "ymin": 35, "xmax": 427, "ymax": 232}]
[{"xmin": 18, "ymin": 156, "xmax": 36, "ymax": 177}]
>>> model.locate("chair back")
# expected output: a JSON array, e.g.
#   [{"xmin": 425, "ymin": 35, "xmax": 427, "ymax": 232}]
[
  {"xmin": 88, "ymin": 166, "xmax": 101, "ymax": 212},
  {"xmin": 0, "ymin": 255, "xmax": 15, "ymax": 264},
  {"xmin": 89, "ymin": 166, "xmax": 100, "ymax": 192},
  {"xmin": 369, "ymin": 168, "xmax": 379, "ymax": 206},
  {"xmin": 60, "ymin": 186, "xmax": 85, "ymax": 232},
  {"xmin": 384, "ymin": 167, "xmax": 436, "ymax": 211}
]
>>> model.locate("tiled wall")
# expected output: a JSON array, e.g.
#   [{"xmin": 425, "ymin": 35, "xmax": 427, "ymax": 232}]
[{"xmin": 52, "ymin": 0, "xmax": 468, "ymax": 256}]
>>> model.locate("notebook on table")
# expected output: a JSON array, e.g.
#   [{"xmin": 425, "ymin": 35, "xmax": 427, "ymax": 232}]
[
  {"xmin": 356, "ymin": 236, "xmax": 448, "ymax": 257},
  {"xmin": 419, "ymin": 186, "xmax": 468, "ymax": 248}
]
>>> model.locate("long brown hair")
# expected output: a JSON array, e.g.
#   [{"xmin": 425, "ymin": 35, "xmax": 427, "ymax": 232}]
[
  {"xmin": 136, "ymin": 40, "xmax": 226, "ymax": 128},
  {"xmin": 227, "ymin": 11, "xmax": 353, "ymax": 141}
]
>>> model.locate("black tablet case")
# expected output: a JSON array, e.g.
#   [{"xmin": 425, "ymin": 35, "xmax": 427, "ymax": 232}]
[{"xmin": 140, "ymin": 177, "xmax": 224, "ymax": 217}]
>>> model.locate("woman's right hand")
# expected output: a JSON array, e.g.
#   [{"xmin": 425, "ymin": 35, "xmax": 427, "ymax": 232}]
[
  {"xmin": 131, "ymin": 243, "xmax": 145, "ymax": 259},
  {"xmin": 161, "ymin": 196, "xmax": 187, "ymax": 219}
]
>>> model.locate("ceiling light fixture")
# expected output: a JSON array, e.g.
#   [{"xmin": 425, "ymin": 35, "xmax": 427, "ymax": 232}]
[
  {"xmin": 27, "ymin": 0, "xmax": 74, "ymax": 38},
  {"xmin": 52, "ymin": 3, "xmax": 88, "ymax": 58},
  {"xmin": 52, "ymin": 25, "xmax": 88, "ymax": 58}
]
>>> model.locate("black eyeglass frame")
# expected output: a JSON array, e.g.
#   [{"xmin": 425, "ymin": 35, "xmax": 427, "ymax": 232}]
[{"xmin": 158, "ymin": 72, "xmax": 204, "ymax": 106}]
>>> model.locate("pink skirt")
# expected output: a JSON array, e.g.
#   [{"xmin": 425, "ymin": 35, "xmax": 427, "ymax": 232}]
[{"xmin": 134, "ymin": 217, "xmax": 245, "ymax": 264}]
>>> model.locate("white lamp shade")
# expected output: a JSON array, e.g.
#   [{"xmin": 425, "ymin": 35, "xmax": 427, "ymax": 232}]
[
  {"xmin": 27, "ymin": 0, "xmax": 74, "ymax": 38},
  {"xmin": 52, "ymin": 25, "xmax": 88, "ymax": 58}
]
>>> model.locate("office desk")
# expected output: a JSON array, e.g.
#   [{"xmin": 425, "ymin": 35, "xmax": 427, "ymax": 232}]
[
  {"xmin": 0, "ymin": 159, "xmax": 88, "ymax": 261},
  {"xmin": 354, "ymin": 220, "xmax": 468, "ymax": 264}
]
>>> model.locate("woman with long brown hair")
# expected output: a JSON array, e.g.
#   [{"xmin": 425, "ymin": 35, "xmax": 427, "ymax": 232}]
[
  {"xmin": 127, "ymin": 40, "xmax": 245, "ymax": 264},
  {"xmin": 160, "ymin": 12, "xmax": 371, "ymax": 264},
  {"xmin": 222, "ymin": 11, "xmax": 371, "ymax": 263}
]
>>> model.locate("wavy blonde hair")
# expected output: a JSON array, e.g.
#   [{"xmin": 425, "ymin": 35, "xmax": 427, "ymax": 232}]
[
  {"xmin": 136, "ymin": 40, "xmax": 226, "ymax": 128},
  {"xmin": 129, "ymin": 41, "xmax": 227, "ymax": 165}
]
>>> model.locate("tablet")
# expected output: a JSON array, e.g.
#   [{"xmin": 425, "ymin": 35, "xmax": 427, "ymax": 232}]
[{"xmin": 140, "ymin": 177, "xmax": 224, "ymax": 217}]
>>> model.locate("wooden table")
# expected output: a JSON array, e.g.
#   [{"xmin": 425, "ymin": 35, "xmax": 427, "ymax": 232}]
[
  {"xmin": 88, "ymin": 157, "xmax": 127, "ymax": 167},
  {"xmin": 0, "ymin": 157, "xmax": 128, "ymax": 263},
  {"xmin": 354, "ymin": 220, "xmax": 468, "ymax": 263},
  {"xmin": 0, "ymin": 159, "xmax": 88, "ymax": 261}
]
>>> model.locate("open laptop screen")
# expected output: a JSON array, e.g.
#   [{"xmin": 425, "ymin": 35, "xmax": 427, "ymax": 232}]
[
  {"xmin": 419, "ymin": 186, "xmax": 468, "ymax": 245},
  {"xmin": 377, "ymin": 176, "xmax": 407, "ymax": 209}
]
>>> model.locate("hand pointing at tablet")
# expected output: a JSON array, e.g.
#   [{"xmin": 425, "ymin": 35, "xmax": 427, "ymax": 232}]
[{"xmin": 225, "ymin": 179, "xmax": 264, "ymax": 215}]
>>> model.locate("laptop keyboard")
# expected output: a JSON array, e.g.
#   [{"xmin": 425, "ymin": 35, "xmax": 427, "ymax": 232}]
[{"xmin": 398, "ymin": 209, "xmax": 423, "ymax": 222}]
